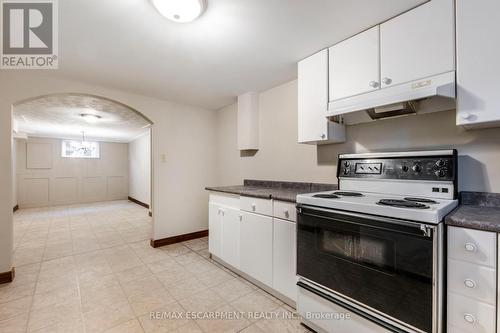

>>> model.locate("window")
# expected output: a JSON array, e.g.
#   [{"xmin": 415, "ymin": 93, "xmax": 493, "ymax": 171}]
[{"xmin": 61, "ymin": 140, "xmax": 100, "ymax": 159}]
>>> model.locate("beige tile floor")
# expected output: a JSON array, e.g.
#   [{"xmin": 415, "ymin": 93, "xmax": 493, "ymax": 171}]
[{"xmin": 1, "ymin": 200, "xmax": 311, "ymax": 333}]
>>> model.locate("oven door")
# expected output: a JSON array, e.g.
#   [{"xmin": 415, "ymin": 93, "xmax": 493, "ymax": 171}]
[{"xmin": 297, "ymin": 205, "xmax": 441, "ymax": 333}]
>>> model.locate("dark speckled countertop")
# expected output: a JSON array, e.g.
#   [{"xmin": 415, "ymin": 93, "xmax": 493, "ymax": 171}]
[
  {"xmin": 445, "ymin": 192, "xmax": 500, "ymax": 232},
  {"xmin": 205, "ymin": 179, "xmax": 338, "ymax": 203}
]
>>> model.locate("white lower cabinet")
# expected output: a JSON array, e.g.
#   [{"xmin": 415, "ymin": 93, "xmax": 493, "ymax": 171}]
[
  {"xmin": 208, "ymin": 202, "xmax": 223, "ymax": 258},
  {"xmin": 447, "ymin": 293, "xmax": 496, "ymax": 333},
  {"xmin": 221, "ymin": 207, "xmax": 241, "ymax": 269},
  {"xmin": 447, "ymin": 226, "xmax": 497, "ymax": 333},
  {"xmin": 209, "ymin": 193, "xmax": 298, "ymax": 305},
  {"xmin": 273, "ymin": 218, "xmax": 297, "ymax": 301},
  {"xmin": 240, "ymin": 211, "xmax": 274, "ymax": 287}
]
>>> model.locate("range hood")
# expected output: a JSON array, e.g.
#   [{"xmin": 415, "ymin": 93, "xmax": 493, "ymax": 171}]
[{"xmin": 326, "ymin": 71, "xmax": 456, "ymax": 125}]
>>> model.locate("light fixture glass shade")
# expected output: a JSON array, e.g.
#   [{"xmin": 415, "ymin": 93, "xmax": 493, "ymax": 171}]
[
  {"xmin": 152, "ymin": 0, "xmax": 206, "ymax": 23},
  {"xmin": 80, "ymin": 113, "xmax": 102, "ymax": 123}
]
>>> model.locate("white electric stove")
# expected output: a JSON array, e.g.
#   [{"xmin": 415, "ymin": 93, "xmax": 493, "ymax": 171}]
[
  {"xmin": 296, "ymin": 150, "xmax": 459, "ymax": 333},
  {"xmin": 297, "ymin": 190, "xmax": 458, "ymax": 224}
]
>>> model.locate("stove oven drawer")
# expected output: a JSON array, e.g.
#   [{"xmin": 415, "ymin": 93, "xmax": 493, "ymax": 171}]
[
  {"xmin": 447, "ymin": 292, "xmax": 496, "ymax": 333},
  {"xmin": 448, "ymin": 227, "xmax": 496, "ymax": 268},
  {"xmin": 297, "ymin": 284, "xmax": 393, "ymax": 333},
  {"xmin": 447, "ymin": 258, "xmax": 496, "ymax": 305}
]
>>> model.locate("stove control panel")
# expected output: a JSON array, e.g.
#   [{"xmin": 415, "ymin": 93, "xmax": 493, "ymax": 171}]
[{"xmin": 339, "ymin": 155, "xmax": 456, "ymax": 182}]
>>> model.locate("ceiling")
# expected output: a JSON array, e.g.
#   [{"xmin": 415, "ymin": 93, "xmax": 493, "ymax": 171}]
[
  {"xmin": 49, "ymin": 0, "xmax": 426, "ymax": 110},
  {"xmin": 13, "ymin": 94, "xmax": 152, "ymax": 143}
]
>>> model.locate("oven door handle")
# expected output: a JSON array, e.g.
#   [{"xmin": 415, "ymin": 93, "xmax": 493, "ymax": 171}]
[{"xmin": 297, "ymin": 205, "xmax": 435, "ymax": 238}]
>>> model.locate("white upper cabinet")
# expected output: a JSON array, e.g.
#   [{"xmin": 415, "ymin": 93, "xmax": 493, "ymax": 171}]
[
  {"xmin": 380, "ymin": 0, "xmax": 455, "ymax": 88},
  {"xmin": 298, "ymin": 50, "xmax": 345, "ymax": 144},
  {"xmin": 456, "ymin": 0, "xmax": 500, "ymax": 128},
  {"xmin": 329, "ymin": 26, "xmax": 380, "ymax": 101}
]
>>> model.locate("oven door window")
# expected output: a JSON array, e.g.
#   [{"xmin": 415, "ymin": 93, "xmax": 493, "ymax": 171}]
[
  {"xmin": 321, "ymin": 229, "xmax": 396, "ymax": 274},
  {"xmin": 297, "ymin": 207, "xmax": 434, "ymax": 333}
]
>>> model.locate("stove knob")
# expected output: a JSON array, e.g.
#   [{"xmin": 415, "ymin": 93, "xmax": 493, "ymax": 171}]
[
  {"xmin": 435, "ymin": 169, "xmax": 446, "ymax": 177},
  {"xmin": 436, "ymin": 159, "xmax": 445, "ymax": 167},
  {"xmin": 412, "ymin": 164, "xmax": 422, "ymax": 172},
  {"xmin": 344, "ymin": 161, "xmax": 350, "ymax": 167},
  {"xmin": 401, "ymin": 165, "xmax": 409, "ymax": 172},
  {"xmin": 343, "ymin": 168, "xmax": 350, "ymax": 175}
]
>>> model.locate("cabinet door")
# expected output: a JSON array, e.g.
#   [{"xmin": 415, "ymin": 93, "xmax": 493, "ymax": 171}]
[
  {"xmin": 273, "ymin": 218, "xmax": 297, "ymax": 301},
  {"xmin": 208, "ymin": 202, "xmax": 223, "ymax": 258},
  {"xmin": 240, "ymin": 211, "xmax": 273, "ymax": 287},
  {"xmin": 298, "ymin": 50, "xmax": 329, "ymax": 143},
  {"xmin": 221, "ymin": 207, "xmax": 241, "ymax": 269},
  {"xmin": 456, "ymin": 0, "xmax": 500, "ymax": 126},
  {"xmin": 329, "ymin": 26, "xmax": 380, "ymax": 101},
  {"xmin": 380, "ymin": 0, "xmax": 455, "ymax": 88}
]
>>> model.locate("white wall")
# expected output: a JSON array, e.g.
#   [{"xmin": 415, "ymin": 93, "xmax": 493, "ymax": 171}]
[
  {"xmin": 15, "ymin": 137, "xmax": 129, "ymax": 208},
  {"xmin": 0, "ymin": 72, "xmax": 218, "ymax": 274},
  {"xmin": 216, "ymin": 80, "xmax": 500, "ymax": 192},
  {"xmin": 129, "ymin": 132, "xmax": 151, "ymax": 206}
]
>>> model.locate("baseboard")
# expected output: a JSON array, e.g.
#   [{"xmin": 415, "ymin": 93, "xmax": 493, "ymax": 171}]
[
  {"xmin": 150, "ymin": 230, "xmax": 208, "ymax": 248},
  {"xmin": 13, "ymin": 205, "xmax": 19, "ymax": 213},
  {"xmin": 128, "ymin": 196, "xmax": 150, "ymax": 209},
  {"xmin": 0, "ymin": 268, "xmax": 15, "ymax": 284}
]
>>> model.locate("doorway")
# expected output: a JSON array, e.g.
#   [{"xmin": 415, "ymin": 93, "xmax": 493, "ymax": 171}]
[{"xmin": 11, "ymin": 93, "xmax": 154, "ymax": 264}]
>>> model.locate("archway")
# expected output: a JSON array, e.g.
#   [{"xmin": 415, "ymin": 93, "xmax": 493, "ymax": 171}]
[{"xmin": 10, "ymin": 92, "xmax": 155, "ymax": 266}]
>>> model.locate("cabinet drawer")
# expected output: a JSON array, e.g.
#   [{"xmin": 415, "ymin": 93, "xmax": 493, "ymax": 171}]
[
  {"xmin": 273, "ymin": 201, "xmax": 297, "ymax": 222},
  {"xmin": 447, "ymin": 292, "xmax": 496, "ymax": 333},
  {"xmin": 448, "ymin": 258, "xmax": 496, "ymax": 305},
  {"xmin": 209, "ymin": 193, "xmax": 240, "ymax": 209},
  {"xmin": 240, "ymin": 196, "xmax": 273, "ymax": 216},
  {"xmin": 448, "ymin": 227, "xmax": 496, "ymax": 268}
]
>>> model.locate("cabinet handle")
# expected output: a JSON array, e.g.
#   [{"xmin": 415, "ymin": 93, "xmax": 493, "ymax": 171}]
[
  {"xmin": 464, "ymin": 279, "xmax": 477, "ymax": 289},
  {"xmin": 369, "ymin": 81, "xmax": 379, "ymax": 88},
  {"xmin": 382, "ymin": 77, "xmax": 392, "ymax": 85},
  {"xmin": 461, "ymin": 112, "xmax": 473, "ymax": 120},
  {"xmin": 283, "ymin": 209, "xmax": 290, "ymax": 218},
  {"xmin": 464, "ymin": 242, "xmax": 477, "ymax": 253},
  {"xmin": 239, "ymin": 214, "xmax": 243, "ymax": 221},
  {"xmin": 251, "ymin": 204, "xmax": 256, "ymax": 211},
  {"xmin": 463, "ymin": 313, "xmax": 476, "ymax": 324},
  {"xmin": 221, "ymin": 209, "xmax": 225, "ymax": 216},
  {"xmin": 217, "ymin": 209, "xmax": 221, "ymax": 215},
  {"xmin": 320, "ymin": 133, "xmax": 326, "ymax": 139}
]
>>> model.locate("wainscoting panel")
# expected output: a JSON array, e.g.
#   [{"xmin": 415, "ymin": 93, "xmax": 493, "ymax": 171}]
[
  {"xmin": 16, "ymin": 138, "xmax": 130, "ymax": 208},
  {"xmin": 22, "ymin": 178, "xmax": 50, "ymax": 206},
  {"xmin": 52, "ymin": 177, "xmax": 79, "ymax": 204},
  {"xmin": 26, "ymin": 142, "xmax": 53, "ymax": 169},
  {"xmin": 107, "ymin": 176, "xmax": 127, "ymax": 200},
  {"xmin": 82, "ymin": 177, "xmax": 107, "ymax": 202}
]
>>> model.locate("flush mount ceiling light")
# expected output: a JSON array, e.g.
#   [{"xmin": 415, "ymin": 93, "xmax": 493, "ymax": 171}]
[
  {"xmin": 80, "ymin": 113, "xmax": 102, "ymax": 123},
  {"xmin": 152, "ymin": 0, "xmax": 206, "ymax": 23}
]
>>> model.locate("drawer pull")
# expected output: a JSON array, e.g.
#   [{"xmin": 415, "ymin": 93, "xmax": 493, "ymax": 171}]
[
  {"xmin": 464, "ymin": 242, "xmax": 477, "ymax": 253},
  {"xmin": 464, "ymin": 279, "xmax": 477, "ymax": 289},
  {"xmin": 251, "ymin": 204, "xmax": 256, "ymax": 212},
  {"xmin": 463, "ymin": 313, "xmax": 476, "ymax": 324},
  {"xmin": 283, "ymin": 209, "xmax": 290, "ymax": 218},
  {"xmin": 239, "ymin": 214, "xmax": 243, "ymax": 221}
]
